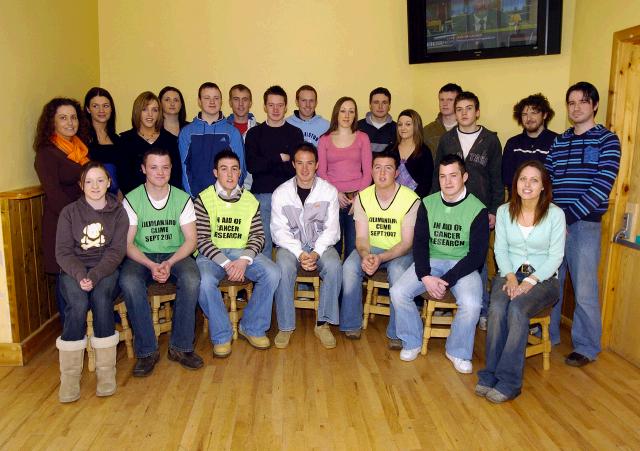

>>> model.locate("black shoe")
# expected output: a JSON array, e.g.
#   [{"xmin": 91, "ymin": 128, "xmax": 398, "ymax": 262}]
[
  {"xmin": 565, "ymin": 351, "xmax": 592, "ymax": 367},
  {"xmin": 133, "ymin": 351, "xmax": 159, "ymax": 377},
  {"xmin": 168, "ymin": 348, "xmax": 204, "ymax": 370},
  {"xmin": 388, "ymin": 338, "xmax": 403, "ymax": 351}
]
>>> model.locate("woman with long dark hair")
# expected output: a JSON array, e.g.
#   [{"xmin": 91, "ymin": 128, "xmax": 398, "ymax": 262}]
[
  {"xmin": 159, "ymin": 86, "xmax": 189, "ymax": 136},
  {"xmin": 476, "ymin": 160, "xmax": 565, "ymax": 403},
  {"xmin": 317, "ymin": 96, "xmax": 372, "ymax": 258},
  {"xmin": 83, "ymin": 87, "xmax": 122, "ymax": 194},
  {"xmin": 34, "ymin": 97, "xmax": 90, "ymax": 322}
]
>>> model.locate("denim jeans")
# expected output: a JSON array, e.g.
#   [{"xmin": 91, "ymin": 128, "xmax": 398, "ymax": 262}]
[
  {"xmin": 391, "ymin": 260, "xmax": 482, "ymax": 359},
  {"xmin": 477, "ymin": 276, "xmax": 559, "ymax": 399},
  {"xmin": 119, "ymin": 254, "xmax": 201, "ymax": 358},
  {"xmin": 336, "ymin": 206, "xmax": 356, "ymax": 260},
  {"xmin": 197, "ymin": 251, "xmax": 279, "ymax": 344},
  {"xmin": 550, "ymin": 220, "xmax": 602, "ymax": 359},
  {"xmin": 480, "ymin": 263, "xmax": 490, "ymax": 318},
  {"xmin": 339, "ymin": 247, "xmax": 413, "ymax": 339},
  {"xmin": 275, "ymin": 247, "xmax": 341, "ymax": 331},
  {"xmin": 255, "ymin": 193, "xmax": 273, "ymax": 257},
  {"xmin": 59, "ymin": 271, "xmax": 119, "ymax": 341},
  {"xmin": 55, "ymin": 272, "xmax": 67, "ymax": 325}
]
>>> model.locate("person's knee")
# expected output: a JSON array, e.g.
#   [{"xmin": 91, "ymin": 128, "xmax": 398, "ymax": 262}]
[
  {"xmin": 390, "ymin": 284, "xmax": 412, "ymax": 309},
  {"xmin": 179, "ymin": 269, "xmax": 201, "ymax": 290}
]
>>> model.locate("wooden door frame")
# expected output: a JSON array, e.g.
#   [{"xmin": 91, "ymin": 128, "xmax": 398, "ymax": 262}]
[{"xmin": 601, "ymin": 25, "xmax": 640, "ymax": 346}]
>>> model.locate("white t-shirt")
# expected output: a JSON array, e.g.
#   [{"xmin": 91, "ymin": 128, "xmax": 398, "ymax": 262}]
[
  {"xmin": 123, "ymin": 193, "xmax": 196, "ymax": 226},
  {"xmin": 457, "ymin": 126, "xmax": 482, "ymax": 159}
]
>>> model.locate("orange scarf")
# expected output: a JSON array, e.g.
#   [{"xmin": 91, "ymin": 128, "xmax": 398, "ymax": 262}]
[{"xmin": 50, "ymin": 133, "xmax": 90, "ymax": 165}]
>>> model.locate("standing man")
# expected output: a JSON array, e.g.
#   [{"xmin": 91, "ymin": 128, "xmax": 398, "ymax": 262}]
[
  {"xmin": 422, "ymin": 83, "xmax": 463, "ymax": 161},
  {"xmin": 179, "ymin": 82, "xmax": 245, "ymax": 197},
  {"xmin": 502, "ymin": 93, "xmax": 557, "ymax": 195},
  {"xmin": 546, "ymin": 81, "xmax": 621, "ymax": 367},
  {"xmin": 119, "ymin": 148, "xmax": 203, "ymax": 376},
  {"xmin": 340, "ymin": 150, "xmax": 419, "ymax": 348},
  {"xmin": 226, "ymin": 83, "xmax": 259, "ymax": 190},
  {"xmin": 432, "ymin": 91, "xmax": 503, "ymax": 329},
  {"xmin": 358, "ymin": 87, "xmax": 397, "ymax": 153},
  {"xmin": 392, "ymin": 155, "xmax": 488, "ymax": 369},
  {"xmin": 271, "ymin": 142, "xmax": 341, "ymax": 349},
  {"xmin": 246, "ymin": 85, "xmax": 304, "ymax": 256},
  {"xmin": 286, "ymin": 85, "xmax": 329, "ymax": 146},
  {"xmin": 195, "ymin": 149, "xmax": 280, "ymax": 357}
]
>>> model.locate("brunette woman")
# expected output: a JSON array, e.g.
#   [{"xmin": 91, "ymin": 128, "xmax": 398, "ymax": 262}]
[
  {"xmin": 118, "ymin": 91, "xmax": 182, "ymax": 193},
  {"xmin": 34, "ymin": 98, "xmax": 90, "ymax": 322},
  {"xmin": 387, "ymin": 109, "xmax": 433, "ymax": 198},
  {"xmin": 476, "ymin": 161, "xmax": 565, "ymax": 403},
  {"xmin": 317, "ymin": 97, "xmax": 372, "ymax": 258},
  {"xmin": 55, "ymin": 162, "xmax": 128, "ymax": 402},
  {"xmin": 159, "ymin": 86, "xmax": 189, "ymax": 136},
  {"xmin": 84, "ymin": 87, "xmax": 122, "ymax": 194}
]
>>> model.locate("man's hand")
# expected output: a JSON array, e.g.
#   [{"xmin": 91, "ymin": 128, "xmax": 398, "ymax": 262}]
[
  {"xmin": 361, "ymin": 253, "xmax": 382, "ymax": 276},
  {"xmin": 225, "ymin": 259, "xmax": 249, "ymax": 282},
  {"xmin": 280, "ymin": 153, "xmax": 290, "ymax": 162},
  {"xmin": 421, "ymin": 275, "xmax": 449, "ymax": 299},
  {"xmin": 152, "ymin": 261, "xmax": 171, "ymax": 283},
  {"xmin": 79, "ymin": 278, "xmax": 93, "ymax": 292},
  {"xmin": 488, "ymin": 213, "xmax": 496, "ymax": 229},
  {"xmin": 299, "ymin": 251, "xmax": 319, "ymax": 271},
  {"xmin": 337, "ymin": 192, "xmax": 353, "ymax": 209}
]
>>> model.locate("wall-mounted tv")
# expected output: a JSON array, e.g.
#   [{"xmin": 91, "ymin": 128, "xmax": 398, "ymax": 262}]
[{"xmin": 407, "ymin": 0, "xmax": 562, "ymax": 64}]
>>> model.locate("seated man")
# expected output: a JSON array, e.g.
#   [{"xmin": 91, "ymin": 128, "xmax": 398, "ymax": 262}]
[
  {"xmin": 195, "ymin": 149, "xmax": 280, "ymax": 357},
  {"xmin": 391, "ymin": 154, "xmax": 488, "ymax": 371},
  {"xmin": 119, "ymin": 148, "xmax": 203, "ymax": 377},
  {"xmin": 340, "ymin": 150, "xmax": 419, "ymax": 348},
  {"xmin": 271, "ymin": 142, "xmax": 341, "ymax": 349}
]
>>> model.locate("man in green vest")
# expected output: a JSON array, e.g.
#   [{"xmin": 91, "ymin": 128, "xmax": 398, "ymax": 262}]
[
  {"xmin": 391, "ymin": 154, "xmax": 489, "ymax": 371},
  {"xmin": 340, "ymin": 149, "xmax": 420, "ymax": 349},
  {"xmin": 195, "ymin": 149, "xmax": 280, "ymax": 357},
  {"xmin": 119, "ymin": 148, "xmax": 203, "ymax": 377}
]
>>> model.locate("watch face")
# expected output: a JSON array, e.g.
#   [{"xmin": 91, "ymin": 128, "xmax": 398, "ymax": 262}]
[{"xmin": 521, "ymin": 264, "xmax": 534, "ymax": 276}]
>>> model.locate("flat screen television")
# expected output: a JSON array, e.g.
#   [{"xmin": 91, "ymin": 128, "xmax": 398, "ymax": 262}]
[{"xmin": 407, "ymin": 0, "xmax": 562, "ymax": 64}]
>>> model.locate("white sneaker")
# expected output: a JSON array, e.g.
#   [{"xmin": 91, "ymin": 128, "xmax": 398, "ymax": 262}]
[
  {"xmin": 446, "ymin": 352, "xmax": 473, "ymax": 373},
  {"xmin": 400, "ymin": 347, "xmax": 421, "ymax": 362},
  {"xmin": 478, "ymin": 316, "xmax": 488, "ymax": 331}
]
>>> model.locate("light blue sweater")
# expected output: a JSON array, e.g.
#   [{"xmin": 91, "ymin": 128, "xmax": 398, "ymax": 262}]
[{"xmin": 494, "ymin": 202, "xmax": 566, "ymax": 282}]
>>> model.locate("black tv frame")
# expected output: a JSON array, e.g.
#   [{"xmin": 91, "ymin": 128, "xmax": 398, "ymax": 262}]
[{"xmin": 407, "ymin": 0, "xmax": 562, "ymax": 64}]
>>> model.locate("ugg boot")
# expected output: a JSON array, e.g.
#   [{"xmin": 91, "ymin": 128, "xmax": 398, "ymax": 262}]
[
  {"xmin": 91, "ymin": 332, "xmax": 119, "ymax": 397},
  {"xmin": 56, "ymin": 336, "xmax": 87, "ymax": 403}
]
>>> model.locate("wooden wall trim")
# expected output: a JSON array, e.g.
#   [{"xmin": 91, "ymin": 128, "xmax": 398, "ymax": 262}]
[{"xmin": 0, "ymin": 186, "xmax": 43, "ymax": 200}]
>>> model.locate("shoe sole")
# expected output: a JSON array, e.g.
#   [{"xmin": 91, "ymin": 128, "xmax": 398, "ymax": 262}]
[
  {"xmin": 400, "ymin": 353, "xmax": 420, "ymax": 362},
  {"xmin": 238, "ymin": 331, "xmax": 270, "ymax": 350},
  {"xmin": 213, "ymin": 350, "xmax": 231, "ymax": 359},
  {"xmin": 167, "ymin": 352, "xmax": 204, "ymax": 370},
  {"xmin": 343, "ymin": 331, "xmax": 361, "ymax": 340},
  {"xmin": 132, "ymin": 353, "xmax": 160, "ymax": 377}
]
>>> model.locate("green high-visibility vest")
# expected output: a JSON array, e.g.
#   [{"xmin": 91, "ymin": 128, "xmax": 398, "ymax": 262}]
[
  {"xmin": 359, "ymin": 184, "xmax": 419, "ymax": 250},
  {"xmin": 199, "ymin": 186, "xmax": 259, "ymax": 249},
  {"xmin": 423, "ymin": 192, "xmax": 485, "ymax": 260},
  {"xmin": 126, "ymin": 184, "xmax": 190, "ymax": 254}
]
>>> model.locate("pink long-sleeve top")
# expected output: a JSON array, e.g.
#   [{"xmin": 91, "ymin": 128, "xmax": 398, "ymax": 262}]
[{"xmin": 317, "ymin": 131, "xmax": 372, "ymax": 193}]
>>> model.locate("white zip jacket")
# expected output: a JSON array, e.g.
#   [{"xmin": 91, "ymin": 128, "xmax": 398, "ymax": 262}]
[{"xmin": 271, "ymin": 176, "xmax": 340, "ymax": 258}]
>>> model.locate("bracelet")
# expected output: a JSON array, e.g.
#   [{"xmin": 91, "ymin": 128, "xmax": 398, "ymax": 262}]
[{"xmin": 523, "ymin": 277, "xmax": 538, "ymax": 286}]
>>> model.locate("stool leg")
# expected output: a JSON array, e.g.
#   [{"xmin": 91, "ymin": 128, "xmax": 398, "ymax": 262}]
[
  {"xmin": 421, "ymin": 301, "xmax": 436, "ymax": 355},
  {"xmin": 363, "ymin": 280, "xmax": 374, "ymax": 329},
  {"xmin": 542, "ymin": 319, "xmax": 551, "ymax": 370},
  {"xmin": 151, "ymin": 296, "xmax": 161, "ymax": 338},
  {"xmin": 313, "ymin": 278, "xmax": 320, "ymax": 314},
  {"xmin": 229, "ymin": 287, "xmax": 239, "ymax": 340},
  {"xmin": 86, "ymin": 311, "xmax": 96, "ymax": 372},
  {"xmin": 116, "ymin": 303, "xmax": 134, "ymax": 359}
]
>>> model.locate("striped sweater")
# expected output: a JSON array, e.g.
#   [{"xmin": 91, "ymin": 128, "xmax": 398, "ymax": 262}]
[
  {"xmin": 545, "ymin": 124, "xmax": 620, "ymax": 225},
  {"xmin": 194, "ymin": 186, "xmax": 264, "ymax": 266}
]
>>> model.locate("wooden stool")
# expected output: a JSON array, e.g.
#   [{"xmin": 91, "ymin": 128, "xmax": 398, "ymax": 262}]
[
  {"xmin": 148, "ymin": 282, "xmax": 177, "ymax": 338},
  {"xmin": 86, "ymin": 299, "xmax": 134, "ymax": 372},
  {"xmin": 362, "ymin": 269, "xmax": 390, "ymax": 329},
  {"xmin": 421, "ymin": 291, "xmax": 458, "ymax": 355},
  {"xmin": 202, "ymin": 279, "xmax": 253, "ymax": 340},
  {"xmin": 526, "ymin": 306, "xmax": 552, "ymax": 370},
  {"xmin": 294, "ymin": 269, "xmax": 320, "ymax": 312}
]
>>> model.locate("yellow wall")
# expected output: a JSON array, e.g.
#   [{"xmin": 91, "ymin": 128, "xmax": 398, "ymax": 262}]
[
  {"xmin": 0, "ymin": 0, "xmax": 100, "ymax": 342},
  {"xmin": 99, "ymin": 0, "xmax": 575, "ymax": 143},
  {"xmin": 570, "ymin": 0, "xmax": 640, "ymax": 120}
]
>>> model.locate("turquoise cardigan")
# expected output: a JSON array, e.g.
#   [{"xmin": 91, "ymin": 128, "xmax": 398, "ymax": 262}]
[{"xmin": 494, "ymin": 202, "xmax": 566, "ymax": 282}]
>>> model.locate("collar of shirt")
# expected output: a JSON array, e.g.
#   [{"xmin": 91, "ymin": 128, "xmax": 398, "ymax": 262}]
[
  {"xmin": 214, "ymin": 181, "xmax": 242, "ymax": 201},
  {"xmin": 441, "ymin": 186, "xmax": 467, "ymax": 203}
]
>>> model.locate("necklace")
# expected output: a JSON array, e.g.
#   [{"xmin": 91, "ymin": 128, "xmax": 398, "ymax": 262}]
[{"xmin": 139, "ymin": 130, "xmax": 158, "ymax": 143}]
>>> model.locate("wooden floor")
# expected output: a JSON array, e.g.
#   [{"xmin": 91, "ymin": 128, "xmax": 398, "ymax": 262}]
[{"xmin": 1, "ymin": 312, "xmax": 640, "ymax": 451}]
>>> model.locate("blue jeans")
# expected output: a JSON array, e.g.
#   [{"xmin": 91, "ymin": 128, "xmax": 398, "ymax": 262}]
[
  {"xmin": 336, "ymin": 206, "xmax": 356, "ymax": 259},
  {"xmin": 197, "ymin": 251, "xmax": 279, "ymax": 344},
  {"xmin": 55, "ymin": 273, "xmax": 67, "ymax": 325},
  {"xmin": 550, "ymin": 220, "xmax": 602, "ymax": 359},
  {"xmin": 480, "ymin": 263, "xmax": 490, "ymax": 318},
  {"xmin": 59, "ymin": 271, "xmax": 119, "ymax": 341},
  {"xmin": 477, "ymin": 276, "xmax": 559, "ymax": 398},
  {"xmin": 391, "ymin": 260, "xmax": 482, "ymax": 359},
  {"xmin": 340, "ymin": 247, "xmax": 413, "ymax": 339},
  {"xmin": 275, "ymin": 247, "xmax": 341, "ymax": 331},
  {"xmin": 255, "ymin": 193, "xmax": 273, "ymax": 257},
  {"xmin": 119, "ymin": 254, "xmax": 201, "ymax": 358}
]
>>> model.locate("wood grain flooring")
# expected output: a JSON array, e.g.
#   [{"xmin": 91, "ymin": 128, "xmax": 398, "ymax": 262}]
[{"xmin": 1, "ymin": 311, "xmax": 639, "ymax": 450}]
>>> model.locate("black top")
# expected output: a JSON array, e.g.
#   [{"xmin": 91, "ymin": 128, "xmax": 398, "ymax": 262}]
[
  {"xmin": 502, "ymin": 128, "xmax": 558, "ymax": 191},
  {"xmin": 388, "ymin": 143, "xmax": 434, "ymax": 198},
  {"xmin": 118, "ymin": 128, "xmax": 183, "ymax": 195},
  {"xmin": 245, "ymin": 122, "xmax": 303, "ymax": 194},
  {"xmin": 88, "ymin": 135, "xmax": 124, "ymax": 194},
  {"xmin": 297, "ymin": 185, "xmax": 311, "ymax": 205}
]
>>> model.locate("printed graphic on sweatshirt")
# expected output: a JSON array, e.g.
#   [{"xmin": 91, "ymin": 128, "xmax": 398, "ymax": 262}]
[
  {"xmin": 430, "ymin": 221, "xmax": 465, "ymax": 247},
  {"xmin": 81, "ymin": 223, "xmax": 106, "ymax": 249}
]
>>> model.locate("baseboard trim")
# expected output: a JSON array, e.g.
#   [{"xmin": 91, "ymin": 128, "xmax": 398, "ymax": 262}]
[{"xmin": 0, "ymin": 315, "xmax": 61, "ymax": 366}]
